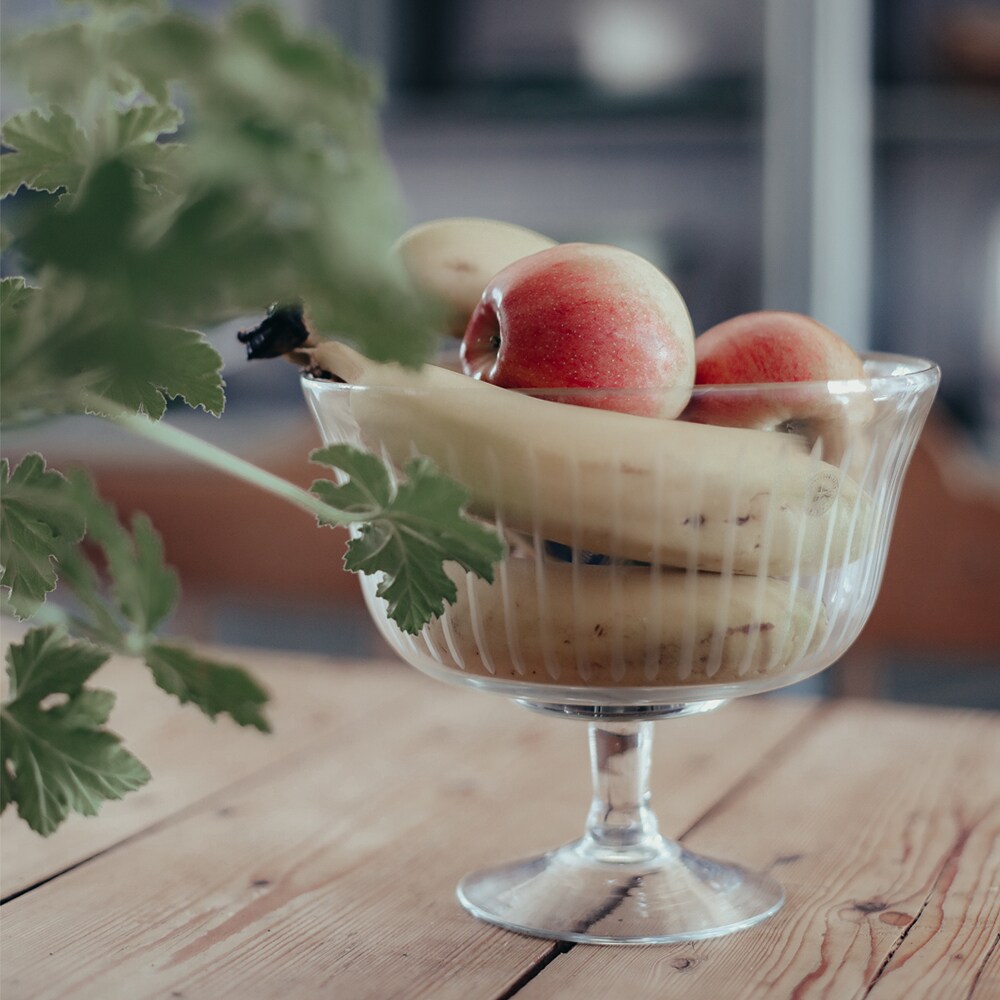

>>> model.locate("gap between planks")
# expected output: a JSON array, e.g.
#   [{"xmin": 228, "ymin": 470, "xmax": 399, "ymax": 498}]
[
  {"xmin": 501, "ymin": 700, "xmax": 1000, "ymax": 1000},
  {"xmin": 488, "ymin": 698, "xmax": 833, "ymax": 999}
]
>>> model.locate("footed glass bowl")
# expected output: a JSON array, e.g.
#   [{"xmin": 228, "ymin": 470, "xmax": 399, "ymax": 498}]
[{"xmin": 302, "ymin": 352, "xmax": 939, "ymax": 944}]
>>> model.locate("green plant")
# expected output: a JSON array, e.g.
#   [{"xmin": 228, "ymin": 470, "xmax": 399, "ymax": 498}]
[{"xmin": 0, "ymin": 0, "xmax": 502, "ymax": 836}]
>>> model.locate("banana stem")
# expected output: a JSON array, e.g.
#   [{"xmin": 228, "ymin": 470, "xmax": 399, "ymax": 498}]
[{"xmin": 92, "ymin": 399, "xmax": 358, "ymax": 527}]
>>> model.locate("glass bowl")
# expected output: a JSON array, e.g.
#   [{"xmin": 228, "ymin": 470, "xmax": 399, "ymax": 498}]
[{"xmin": 302, "ymin": 351, "xmax": 939, "ymax": 944}]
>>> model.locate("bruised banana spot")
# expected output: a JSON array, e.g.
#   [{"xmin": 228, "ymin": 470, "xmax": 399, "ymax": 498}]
[{"xmin": 725, "ymin": 622, "xmax": 775, "ymax": 636}]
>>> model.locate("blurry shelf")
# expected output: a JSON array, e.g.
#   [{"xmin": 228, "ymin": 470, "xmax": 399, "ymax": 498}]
[
  {"xmin": 386, "ymin": 83, "xmax": 1000, "ymax": 155},
  {"xmin": 875, "ymin": 84, "xmax": 1000, "ymax": 145},
  {"xmin": 387, "ymin": 74, "xmax": 759, "ymax": 122},
  {"xmin": 382, "ymin": 78, "xmax": 763, "ymax": 154},
  {"xmin": 383, "ymin": 106, "xmax": 762, "ymax": 160}
]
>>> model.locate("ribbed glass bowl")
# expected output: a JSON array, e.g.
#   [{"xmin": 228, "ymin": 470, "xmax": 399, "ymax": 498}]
[
  {"xmin": 304, "ymin": 353, "xmax": 939, "ymax": 708},
  {"xmin": 302, "ymin": 351, "xmax": 939, "ymax": 944}
]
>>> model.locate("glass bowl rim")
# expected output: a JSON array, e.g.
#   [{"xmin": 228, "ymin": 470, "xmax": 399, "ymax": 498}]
[{"xmin": 300, "ymin": 350, "xmax": 940, "ymax": 397}]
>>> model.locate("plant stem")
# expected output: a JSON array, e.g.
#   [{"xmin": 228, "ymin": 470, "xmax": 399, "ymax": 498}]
[{"xmin": 95, "ymin": 402, "xmax": 358, "ymax": 527}]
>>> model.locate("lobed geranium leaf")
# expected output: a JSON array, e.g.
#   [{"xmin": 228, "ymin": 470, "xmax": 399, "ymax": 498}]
[
  {"xmin": 1, "ymin": 627, "xmax": 150, "ymax": 836},
  {"xmin": 0, "ymin": 456, "xmax": 87, "ymax": 618},
  {"xmin": 144, "ymin": 642, "xmax": 271, "ymax": 732},
  {"xmin": 310, "ymin": 446, "xmax": 505, "ymax": 633}
]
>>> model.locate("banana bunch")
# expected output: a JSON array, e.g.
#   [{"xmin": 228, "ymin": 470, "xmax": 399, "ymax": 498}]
[
  {"xmin": 299, "ymin": 218, "xmax": 875, "ymax": 688},
  {"xmin": 394, "ymin": 217, "xmax": 556, "ymax": 336},
  {"xmin": 305, "ymin": 339, "xmax": 870, "ymax": 578},
  {"xmin": 414, "ymin": 559, "xmax": 829, "ymax": 688}
]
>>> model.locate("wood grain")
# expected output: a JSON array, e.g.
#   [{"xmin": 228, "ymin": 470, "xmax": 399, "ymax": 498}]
[
  {"xmin": 513, "ymin": 701, "xmax": 1000, "ymax": 1000},
  {"xmin": 1, "ymin": 647, "xmax": 408, "ymax": 898},
  {"xmin": 0, "ymin": 666, "xmax": 815, "ymax": 1000},
  {"xmin": 4, "ymin": 637, "xmax": 995, "ymax": 1000}
]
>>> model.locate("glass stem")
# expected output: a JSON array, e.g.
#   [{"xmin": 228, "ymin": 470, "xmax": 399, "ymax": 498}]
[{"xmin": 582, "ymin": 721, "xmax": 670, "ymax": 863}]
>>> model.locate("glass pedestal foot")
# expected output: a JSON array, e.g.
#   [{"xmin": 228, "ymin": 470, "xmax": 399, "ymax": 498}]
[{"xmin": 458, "ymin": 837, "xmax": 783, "ymax": 945}]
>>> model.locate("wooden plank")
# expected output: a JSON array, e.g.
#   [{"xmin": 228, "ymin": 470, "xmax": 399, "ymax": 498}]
[
  {"xmin": 0, "ymin": 680, "xmax": 816, "ymax": 1000},
  {"xmin": 971, "ymin": 937, "xmax": 1000, "ymax": 999},
  {"xmin": 865, "ymin": 802, "xmax": 1000, "ymax": 1000},
  {"xmin": 1, "ymin": 645, "xmax": 410, "ymax": 898},
  {"xmin": 512, "ymin": 701, "xmax": 1000, "ymax": 1000}
]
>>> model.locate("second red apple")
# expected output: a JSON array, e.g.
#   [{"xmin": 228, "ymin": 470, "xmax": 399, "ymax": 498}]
[
  {"xmin": 684, "ymin": 310, "xmax": 871, "ymax": 457},
  {"xmin": 461, "ymin": 243, "xmax": 695, "ymax": 418}
]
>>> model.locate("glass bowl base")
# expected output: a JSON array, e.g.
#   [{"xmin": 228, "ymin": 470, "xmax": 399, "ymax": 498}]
[{"xmin": 457, "ymin": 837, "xmax": 784, "ymax": 945}]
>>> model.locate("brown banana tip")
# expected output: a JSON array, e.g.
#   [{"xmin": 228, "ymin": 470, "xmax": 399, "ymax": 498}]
[{"xmin": 237, "ymin": 303, "xmax": 313, "ymax": 360}]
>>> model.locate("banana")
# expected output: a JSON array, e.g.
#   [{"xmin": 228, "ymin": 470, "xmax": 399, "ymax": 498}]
[
  {"xmin": 302, "ymin": 341, "xmax": 873, "ymax": 576},
  {"xmin": 375, "ymin": 559, "xmax": 829, "ymax": 688},
  {"xmin": 395, "ymin": 217, "xmax": 556, "ymax": 336}
]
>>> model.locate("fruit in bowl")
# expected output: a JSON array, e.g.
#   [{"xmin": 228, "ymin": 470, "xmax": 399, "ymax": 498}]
[
  {"xmin": 288, "ymin": 224, "xmax": 939, "ymax": 947},
  {"xmin": 285, "ymin": 233, "xmax": 936, "ymax": 701},
  {"xmin": 395, "ymin": 217, "xmax": 556, "ymax": 337},
  {"xmin": 461, "ymin": 242, "xmax": 696, "ymax": 418},
  {"xmin": 304, "ymin": 336, "xmax": 868, "ymax": 578},
  {"xmin": 683, "ymin": 310, "xmax": 873, "ymax": 460}
]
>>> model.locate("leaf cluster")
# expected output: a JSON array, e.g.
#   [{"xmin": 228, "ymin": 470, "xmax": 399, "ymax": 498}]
[
  {"xmin": 1, "ymin": 455, "xmax": 269, "ymax": 833},
  {"xmin": 0, "ymin": 0, "xmax": 502, "ymax": 836},
  {"xmin": 1, "ymin": 0, "xmax": 439, "ymax": 426}
]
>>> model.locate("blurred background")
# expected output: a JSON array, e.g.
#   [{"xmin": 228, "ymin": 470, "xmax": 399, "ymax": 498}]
[{"xmin": 4, "ymin": 0, "xmax": 1000, "ymax": 705}]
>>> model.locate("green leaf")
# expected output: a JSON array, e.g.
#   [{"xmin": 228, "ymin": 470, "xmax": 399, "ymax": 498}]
[
  {"xmin": 21, "ymin": 157, "xmax": 142, "ymax": 277},
  {"xmin": 0, "ymin": 465, "xmax": 180, "ymax": 652},
  {"xmin": 0, "ymin": 107, "xmax": 89, "ymax": 198},
  {"xmin": 49, "ymin": 689, "xmax": 117, "ymax": 729},
  {"xmin": 5, "ymin": 625, "xmax": 107, "ymax": 702},
  {"xmin": 89, "ymin": 0, "xmax": 165, "ymax": 11},
  {"xmin": 83, "ymin": 321, "xmax": 227, "ymax": 419},
  {"xmin": 309, "ymin": 445, "xmax": 393, "ymax": 516},
  {"xmin": 145, "ymin": 642, "xmax": 271, "ymax": 732},
  {"xmin": 1, "ymin": 627, "xmax": 149, "ymax": 836},
  {"xmin": 0, "ymin": 455, "xmax": 88, "ymax": 618},
  {"xmin": 2, "ymin": 701, "xmax": 150, "ymax": 835},
  {"xmin": 68, "ymin": 472, "xmax": 180, "ymax": 639},
  {"xmin": 116, "ymin": 7, "xmax": 379, "ymax": 145},
  {"xmin": 311, "ymin": 446, "xmax": 506, "ymax": 633},
  {"xmin": 114, "ymin": 104, "xmax": 187, "ymax": 197},
  {"xmin": 4, "ymin": 4, "xmax": 438, "ymax": 428},
  {"xmin": 0, "ymin": 278, "xmax": 37, "ymax": 408},
  {"xmin": 116, "ymin": 102, "xmax": 182, "ymax": 148},
  {"xmin": 0, "ymin": 99, "xmax": 184, "ymax": 201},
  {"xmin": 11, "ymin": 158, "xmax": 226, "ymax": 418},
  {"xmin": 0, "ymin": 456, "xmax": 177, "ymax": 648},
  {"xmin": 0, "ymin": 278, "xmax": 92, "ymax": 423},
  {"xmin": 114, "ymin": 514, "xmax": 178, "ymax": 636},
  {"xmin": 3, "ymin": 23, "xmax": 99, "ymax": 115},
  {"xmin": 0, "ymin": 275, "xmax": 34, "ymax": 317}
]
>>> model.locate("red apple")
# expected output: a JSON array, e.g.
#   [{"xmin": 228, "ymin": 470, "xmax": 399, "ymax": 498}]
[
  {"xmin": 460, "ymin": 243, "xmax": 695, "ymax": 417},
  {"xmin": 684, "ymin": 310, "xmax": 871, "ymax": 458}
]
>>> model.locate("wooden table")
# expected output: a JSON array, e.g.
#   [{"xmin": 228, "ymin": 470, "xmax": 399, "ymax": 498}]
[{"xmin": 2, "ymin": 646, "xmax": 998, "ymax": 999}]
